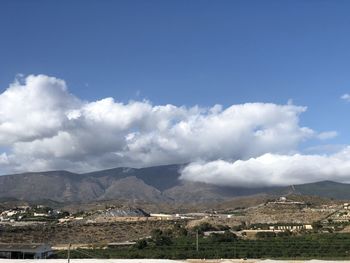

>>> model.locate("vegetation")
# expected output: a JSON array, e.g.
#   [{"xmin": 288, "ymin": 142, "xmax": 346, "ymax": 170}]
[
  {"xmin": 54, "ymin": 231, "xmax": 350, "ymax": 259},
  {"xmin": 191, "ymin": 222, "xmax": 230, "ymax": 234}
]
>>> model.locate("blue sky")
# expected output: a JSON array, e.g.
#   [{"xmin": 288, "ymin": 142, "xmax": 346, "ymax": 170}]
[
  {"xmin": 1, "ymin": 0, "xmax": 350, "ymax": 183},
  {"xmin": 1, "ymin": 1, "xmax": 350, "ymax": 121}
]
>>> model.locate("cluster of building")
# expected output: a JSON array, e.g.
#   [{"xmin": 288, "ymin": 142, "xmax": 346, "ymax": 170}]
[
  {"xmin": 203, "ymin": 224, "xmax": 313, "ymax": 239},
  {"xmin": 268, "ymin": 196, "xmax": 306, "ymax": 205},
  {"xmin": 0, "ymin": 205, "xmax": 66, "ymax": 223},
  {"xmin": 149, "ymin": 212, "xmax": 236, "ymax": 221},
  {"xmin": 0, "ymin": 206, "xmax": 30, "ymax": 222},
  {"xmin": 268, "ymin": 224, "xmax": 313, "ymax": 231},
  {"xmin": 325, "ymin": 204, "xmax": 350, "ymax": 223}
]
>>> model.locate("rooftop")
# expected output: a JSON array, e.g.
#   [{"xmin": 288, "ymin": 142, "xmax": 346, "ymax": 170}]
[{"xmin": 0, "ymin": 243, "xmax": 51, "ymax": 252}]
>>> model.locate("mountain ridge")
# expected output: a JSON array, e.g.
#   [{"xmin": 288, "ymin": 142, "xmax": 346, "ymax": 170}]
[{"xmin": 1, "ymin": 164, "xmax": 350, "ymax": 203}]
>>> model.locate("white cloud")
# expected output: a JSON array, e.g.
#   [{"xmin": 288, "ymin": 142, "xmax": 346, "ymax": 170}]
[
  {"xmin": 0, "ymin": 74, "xmax": 339, "ymax": 177},
  {"xmin": 180, "ymin": 148, "xmax": 350, "ymax": 187},
  {"xmin": 0, "ymin": 75, "xmax": 79, "ymax": 144},
  {"xmin": 341, "ymin": 94, "xmax": 350, "ymax": 102},
  {"xmin": 0, "ymin": 153, "xmax": 9, "ymax": 165},
  {"xmin": 317, "ymin": 131, "xmax": 338, "ymax": 140}
]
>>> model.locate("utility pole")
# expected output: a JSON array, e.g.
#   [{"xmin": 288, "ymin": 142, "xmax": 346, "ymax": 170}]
[
  {"xmin": 196, "ymin": 230, "xmax": 199, "ymax": 252},
  {"xmin": 67, "ymin": 243, "xmax": 71, "ymax": 263},
  {"xmin": 233, "ymin": 242, "xmax": 236, "ymax": 258}
]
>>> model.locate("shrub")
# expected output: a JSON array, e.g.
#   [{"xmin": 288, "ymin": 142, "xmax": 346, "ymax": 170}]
[
  {"xmin": 134, "ymin": 239, "xmax": 147, "ymax": 249},
  {"xmin": 256, "ymin": 231, "xmax": 276, "ymax": 239},
  {"xmin": 209, "ymin": 231, "xmax": 237, "ymax": 242}
]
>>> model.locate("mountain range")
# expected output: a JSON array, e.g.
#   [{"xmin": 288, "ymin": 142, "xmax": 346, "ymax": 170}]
[{"xmin": 1, "ymin": 164, "xmax": 350, "ymax": 204}]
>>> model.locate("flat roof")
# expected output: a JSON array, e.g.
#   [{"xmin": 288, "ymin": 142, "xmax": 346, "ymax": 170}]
[{"xmin": 0, "ymin": 243, "xmax": 51, "ymax": 252}]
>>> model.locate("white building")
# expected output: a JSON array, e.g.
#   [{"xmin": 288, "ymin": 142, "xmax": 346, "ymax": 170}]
[{"xmin": 0, "ymin": 243, "xmax": 53, "ymax": 259}]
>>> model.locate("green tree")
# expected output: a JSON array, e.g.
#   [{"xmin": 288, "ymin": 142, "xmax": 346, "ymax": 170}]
[
  {"xmin": 134, "ymin": 239, "xmax": 147, "ymax": 249},
  {"xmin": 193, "ymin": 222, "xmax": 216, "ymax": 234},
  {"xmin": 312, "ymin": 221, "xmax": 323, "ymax": 231},
  {"xmin": 256, "ymin": 231, "xmax": 276, "ymax": 239},
  {"xmin": 209, "ymin": 231, "xmax": 237, "ymax": 242}
]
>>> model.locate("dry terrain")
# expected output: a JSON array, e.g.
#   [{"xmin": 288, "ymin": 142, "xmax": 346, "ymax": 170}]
[
  {"xmin": 0, "ymin": 194, "xmax": 341, "ymax": 246},
  {"xmin": 0, "ymin": 219, "xmax": 185, "ymax": 245}
]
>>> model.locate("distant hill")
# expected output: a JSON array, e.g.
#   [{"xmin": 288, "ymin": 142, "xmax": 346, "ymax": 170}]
[
  {"xmin": 1, "ymin": 164, "xmax": 350, "ymax": 204},
  {"xmin": 285, "ymin": 180, "xmax": 350, "ymax": 200}
]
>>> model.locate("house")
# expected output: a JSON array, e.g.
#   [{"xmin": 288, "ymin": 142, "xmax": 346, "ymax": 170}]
[
  {"xmin": 0, "ymin": 243, "xmax": 53, "ymax": 259},
  {"xmin": 149, "ymin": 213, "xmax": 174, "ymax": 220},
  {"xmin": 268, "ymin": 224, "xmax": 313, "ymax": 231},
  {"xmin": 279, "ymin": 196, "xmax": 287, "ymax": 202},
  {"xmin": 3, "ymin": 211, "xmax": 16, "ymax": 217},
  {"xmin": 242, "ymin": 229, "xmax": 282, "ymax": 238},
  {"xmin": 203, "ymin": 230, "xmax": 226, "ymax": 236},
  {"xmin": 33, "ymin": 212, "xmax": 49, "ymax": 217}
]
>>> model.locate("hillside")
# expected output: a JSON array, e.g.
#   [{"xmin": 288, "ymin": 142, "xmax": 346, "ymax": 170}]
[
  {"xmin": 1, "ymin": 164, "xmax": 350, "ymax": 204},
  {"xmin": 291, "ymin": 181, "xmax": 350, "ymax": 199}
]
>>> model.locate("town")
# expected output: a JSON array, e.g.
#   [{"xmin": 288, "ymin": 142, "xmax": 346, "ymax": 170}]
[{"xmin": 2, "ymin": 195, "xmax": 350, "ymax": 259}]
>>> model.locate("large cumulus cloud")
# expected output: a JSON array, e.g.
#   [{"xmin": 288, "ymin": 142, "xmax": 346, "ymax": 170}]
[
  {"xmin": 0, "ymin": 75, "xmax": 79, "ymax": 144},
  {"xmin": 180, "ymin": 149, "xmax": 350, "ymax": 187},
  {"xmin": 0, "ymin": 74, "xmax": 343, "ymax": 186}
]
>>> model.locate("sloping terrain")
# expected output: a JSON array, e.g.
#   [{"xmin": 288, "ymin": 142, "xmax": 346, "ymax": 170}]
[
  {"xmin": 289, "ymin": 181, "xmax": 350, "ymax": 199},
  {"xmin": 1, "ymin": 164, "xmax": 350, "ymax": 204}
]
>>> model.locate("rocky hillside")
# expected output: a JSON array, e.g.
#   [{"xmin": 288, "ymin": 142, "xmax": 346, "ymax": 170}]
[{"xmin": 1, "ymin": 164, "xmax": 350, "ymax": 203}]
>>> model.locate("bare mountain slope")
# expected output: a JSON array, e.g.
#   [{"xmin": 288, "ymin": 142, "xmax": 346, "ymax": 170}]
[{"xmin": 1, "ymin": 164, "xmax": 350, "ymax": 203}]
